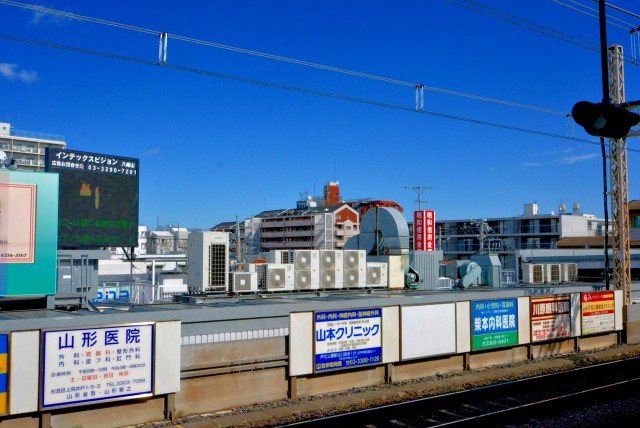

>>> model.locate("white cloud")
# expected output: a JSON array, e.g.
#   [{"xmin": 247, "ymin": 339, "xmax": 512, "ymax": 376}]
[
  {"xmin": 521, "ymin": 162, "xmax": 542, "ymax": 167},
  {"xmin": 557, "ymin": 153, "xmax": 598, "ymax": 164},
  {"xmin": 28, "ymin": 6, "xmax": 72, "ymax": 27},
  {"xmin": 541, "ymin": 148, "xmax": 572, "ymax": 156},
  {"xmin": 144, "ymin": 148, "xmax": 161, "ymax": 155},
  {"xmin": 0, "ymin": 63, "xmax": 39, "ymax": 83}
]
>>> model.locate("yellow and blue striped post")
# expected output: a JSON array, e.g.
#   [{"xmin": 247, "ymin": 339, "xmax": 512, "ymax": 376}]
[{"xmin": 0, "ymin": 334, "xmax": 8, "ymax": 414}]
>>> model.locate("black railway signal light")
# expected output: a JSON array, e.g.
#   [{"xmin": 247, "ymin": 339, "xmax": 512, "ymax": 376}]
[{"xmin": 572, "ymin": 101, "xmax": 640, "ymax": 139}]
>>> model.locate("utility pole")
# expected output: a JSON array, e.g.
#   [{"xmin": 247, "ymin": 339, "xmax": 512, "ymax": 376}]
[
  {"xmin": 572, "ymin": 1, "xmax": 637, "ymax": 304},
  {"xmin": 404, "ymin": 178, "xmax": 432, "ymax": 211},
  {"xmin": 607, "ymin": 44, "xmax": 632, "ymax": 304}
]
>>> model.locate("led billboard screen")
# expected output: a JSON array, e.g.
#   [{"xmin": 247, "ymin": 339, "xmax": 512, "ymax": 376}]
[{"xmin": 45, "ymin": 148, "xmax": 139, "ymax": 248}]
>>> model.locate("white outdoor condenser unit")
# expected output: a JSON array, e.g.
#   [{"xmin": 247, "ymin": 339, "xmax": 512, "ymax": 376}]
[
  {"xmin": 292, "ymin": 250, "xmax": 319, "ymax": 290},
  {"xmin": 319, "ymin": 250, "xmax": 343, "ymax": 289},
  {"xmin": 231, "ymin": 272, "xmax": 258, "ymax": 293},
  {"xmin": 561, "ymin": 263, "xmax": 578, "ymax": 283},
  {"xmin": 366, "ymin": 262, "xmax": 388, "ymax": 288},
  {"xmin": 545, "ymin": 264, "xmax": 562, "ymax": 284},
  {"xmin": 266, "ymin": 249, "xmax": 293, "ymax": 265},
  {"xmin": 522, "ymin": 264, "xmax": 544, "ymax": 285},
  {"xmin": 257, "ymin": 263, "xmax": 294, "ymax": 292},
  {"xmin": 343, "ymin": 249, "xmax": 366, "ymax": 288}
]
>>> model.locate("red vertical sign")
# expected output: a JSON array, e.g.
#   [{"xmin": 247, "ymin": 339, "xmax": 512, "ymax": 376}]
[{"xmin": 414, "ymin": 210, "xmax": 436, "ymax": 251}]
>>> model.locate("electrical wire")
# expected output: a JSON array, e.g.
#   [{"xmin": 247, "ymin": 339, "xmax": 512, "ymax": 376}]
[
  {"xmin": 449, "ymin": 0, "xmax": 600, "ymax": 49},
  {"xmin": 2, "ymin": 32, "xmax": 637, "ymax": 153},
  {"xmin": 552, "ymin": 0, "xmax": 634, "ymax": 30},
  {"xmin": 0, "ymin": 0, "xmax": 569, "ymax": 116},
  {"xmin": 449, "ymin": 0, "xmax": 640, "ymax": 67},
  {"xmin": 597, "ymin": 0, "xmax": 640, "ymax": 20}
]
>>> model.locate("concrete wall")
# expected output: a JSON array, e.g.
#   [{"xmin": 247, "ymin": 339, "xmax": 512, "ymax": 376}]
[
  {"xmin": 0, "ymin": 288, "xmax": 633, "ymax": 426},
  {"xmin": 177, "ymin": 368, "xmax": 288, "ymax": 417},
  {"xmin": 295, "ymin": 366, "xmax": 386, "ymax": 397},
  {"xmin": 624, "ymin": 302, "xmax": 640, "ymax": 344}
]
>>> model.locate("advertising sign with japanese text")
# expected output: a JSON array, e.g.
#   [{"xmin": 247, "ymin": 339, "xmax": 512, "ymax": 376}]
[
  {"xmin": 314, "ymin": 308, "xmax": 382, "ymax": 373},
  {"xmin": 413, "ymin": 210, "xmax": 436, "ymax": 251},
  {"xmin": 471, "ymin": 298, "xmax": 518, "ymax": 351},
  {"xmin": 531, "ymin": 295, "xmax": 572, "ymax": 342},
  {"xmin": 45, "ymin": 148, "xmax": 139, "ymax": 249},
  {"xmin": 0, "ymin": 183, "xmax": 36, "ymax": 263},
  {"xmin": 581, "ymin": 291, "xmax": 615, "ymax": 335},
  {"xmin": 0, "ymin": 171, "xmax": 58, "ymax": 297},
  {"xmin": 41, "ymin": 323, "xmax": 153, "ymax": 409}
]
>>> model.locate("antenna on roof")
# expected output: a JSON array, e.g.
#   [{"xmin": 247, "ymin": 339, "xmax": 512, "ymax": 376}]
[{"xmin": 404, "ymin": 177, "xmax": 432, "ymax": 211}]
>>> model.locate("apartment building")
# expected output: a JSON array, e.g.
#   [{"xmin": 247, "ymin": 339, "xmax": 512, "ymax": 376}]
[
  {"xmin": 212, "ymin": 204, "xmax": 360, "ymax": 259},
  {"xmin": 436, "ymin": 203, "xmax": 605, "ymax": 274},
  {"xmin": 0, "ymin": 121, "xmax": 66, "ymax": 171}
]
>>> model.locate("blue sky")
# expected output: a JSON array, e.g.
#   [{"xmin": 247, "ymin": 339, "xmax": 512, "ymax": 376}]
[{"xmin": 1, "ymin": 0, "xmax": 639, "ymax": 228}]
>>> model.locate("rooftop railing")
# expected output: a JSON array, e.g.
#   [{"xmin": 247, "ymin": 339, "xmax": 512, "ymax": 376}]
[{"xmin": 9, "ymin": 128, "xmax": 65, "ymax": 142}]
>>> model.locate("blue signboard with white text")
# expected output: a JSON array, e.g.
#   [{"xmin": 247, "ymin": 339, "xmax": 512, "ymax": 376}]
[{"xmin": 314, "ymin": 308, "xmax": 382, "ymax": 372}]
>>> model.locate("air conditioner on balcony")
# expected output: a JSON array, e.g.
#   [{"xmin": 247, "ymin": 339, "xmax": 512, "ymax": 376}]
[
  {"xmin": 231, "ymin": 272, "xmax": 258, "ymax": 293},
  {"xmin": 366, "ymin": 262, "xmax": 388, "ymax": 288},
  {"xmin": 256, "ymin": 263, "xmax": 294, "ymax": 292},
  {"xmin": 343, "ymin": 250, "xmax": 366, "ymax": 288}
]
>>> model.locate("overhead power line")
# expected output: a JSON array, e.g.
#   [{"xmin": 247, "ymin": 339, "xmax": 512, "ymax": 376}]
[
  {"xmin": 2, "ymin": 32, "xmax": 636, "ymax": 153},
  {"xmin": 449, "ymin": 0, "xmax": 640, "ymax": 67},
  {"xmin": 552, "ymin": 0, "xmax": 635, "ymax": 30},
  {"xmin": 596, "ymin": 0, "xmax": 640, "ymax": 20},
  {"xmin": 0, "ymin": 0, "xmax": 568, "ymax": 116}
]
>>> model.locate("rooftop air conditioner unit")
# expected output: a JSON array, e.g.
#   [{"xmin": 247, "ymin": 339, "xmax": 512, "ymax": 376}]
[
  {"xmin": 319, "ymin": 268, "xmax": 343, "ymax": 289},
  {"xmin": 293, "ymin": 250, "xmax": 319, "ymax": 271},
  {"xmin": 545, "ymin": 264, "xmax": 562, "ymax": 284},
  {"xmin": 561, "ymin": 263, "xmax": 578, "ymax": 283},
  {"xmin": 266, "ymin": 249, "xmax": 292, "ymax": 265},
  {"xmin": 343, "ymin": 250, "xmax": 366, "ymax": 288},
  {"xmin": 522, "ymin": 264, "xmax": 544, "ymax": 285},
  {"xmin": 295, "ymin": 269, "xmax": 320, "ymax": 290},
  {"xmin": 257, "ymin": 263, "xmax": 294, "ymax": 292},
  {"xmin": 319, "ymin": 250, "xmax": 343, "ymax": 289},
  {"xmin": 366, "ymin": 262, "xmax": 388, "ymax": 288},
  {"xmin": 231, "ymin": 272, "xmax": 258, "ymax": 293},
  {"xmin": 320, "ymin": 250, "xmax": 343, "ymax": 270},
  {"xmin": 293, "ymin": 250, "xmax": 319, "ymax": 290}
]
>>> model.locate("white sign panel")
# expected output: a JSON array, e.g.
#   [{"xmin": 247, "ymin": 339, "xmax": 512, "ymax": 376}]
[
  {"xmin": 314, "ymin": 308, "xmax": 382, "ymax": 372},
  {"xmin": 42, "ymin": 324, "xmax": 154, "ymax": 409},
  {"xmin": 401, "ymin": 304, "xmax": 456, "ymax": 359}
]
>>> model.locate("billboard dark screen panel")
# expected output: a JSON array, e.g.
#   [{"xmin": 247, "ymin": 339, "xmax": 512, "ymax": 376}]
[{"xmin": 45, "ymin": 148, "xmax": 139, "ymax": 249}]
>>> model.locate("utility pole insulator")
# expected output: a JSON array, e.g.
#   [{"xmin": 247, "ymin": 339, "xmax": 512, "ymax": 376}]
[{"xmin": 159, "ymin": 32, "xmax": 168, "ymax": 65}]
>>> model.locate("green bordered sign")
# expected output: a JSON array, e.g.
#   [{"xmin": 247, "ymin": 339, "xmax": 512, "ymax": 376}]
[{"xmin": 471, "ymin": 298, "xmax": 518, "ymax": 351}]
